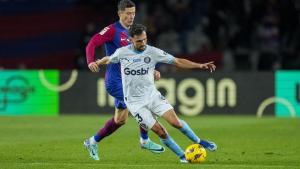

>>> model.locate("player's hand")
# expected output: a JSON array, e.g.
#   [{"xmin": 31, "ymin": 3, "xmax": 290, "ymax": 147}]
[
  {"xmin": 154, "ymin": 70, "xmax": 161, "ymax": 81},
  {"xmin": 200, "ymin": 61, "xmax": 216, "ymax": 73},
  {"xmin": 88, "ymin": 62, "xmax": 100, "ymax": 72}
]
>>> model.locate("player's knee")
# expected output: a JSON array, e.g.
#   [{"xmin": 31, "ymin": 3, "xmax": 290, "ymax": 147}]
[
  {"xmin": 114, "ymin": 116, "xmax": 128, "ymax": 125},
  {"xmin": 170, "ymin": 120, "xmax": 182, "ymax": 129},
  {"xmin": 114, "ymin": 109, "xmax": 128, "ymax": 125},
  {"xmin": 115, "ymin": 119, "xmax": 126, "ymax": 125}
]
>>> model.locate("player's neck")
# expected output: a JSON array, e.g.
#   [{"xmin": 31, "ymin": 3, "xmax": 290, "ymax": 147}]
[
  {"xmin": 131, "ymin": 45, "xmax": 146, "ymax": 53},
  {"xmin": 119, "ymin": 20, "xmax": 130, "ymax": 29}
]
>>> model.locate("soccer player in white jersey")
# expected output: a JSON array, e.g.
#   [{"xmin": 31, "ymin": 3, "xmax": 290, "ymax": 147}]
[{"xmin": 96, "ymin": 23, "xmax": 217, "ymax": 162}]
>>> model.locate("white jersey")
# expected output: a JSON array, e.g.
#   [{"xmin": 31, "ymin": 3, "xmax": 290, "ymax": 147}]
[{"xmin": 109, "ymin": 44, "xmax": 175, "ymax": 107}]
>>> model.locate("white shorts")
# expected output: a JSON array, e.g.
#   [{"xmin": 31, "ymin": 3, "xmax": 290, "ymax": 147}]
[{"xmin": 127, "ymin": 93, "xmax": 173, "ymax": 130}]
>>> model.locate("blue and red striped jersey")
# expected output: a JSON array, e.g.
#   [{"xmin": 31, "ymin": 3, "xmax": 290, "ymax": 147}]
[{"xmin": 86, "ymin": 21, "xmax": 130, "ymax": 84}]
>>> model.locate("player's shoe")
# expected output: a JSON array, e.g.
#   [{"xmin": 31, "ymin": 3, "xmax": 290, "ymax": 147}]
[
  {"xmin": 83, "ymin": 139, "xmax": 99, "ymax": 160},
  {"xmin": 141, "ymin": 140, "xmax": 165, "ymax": 154},
  {"xmin": 179, "ymin": 155, "xmax": 188, "ymax": 163},
  {"xmin": 199, "ymin": 139, "xmax": 217, "ymax": 151}
]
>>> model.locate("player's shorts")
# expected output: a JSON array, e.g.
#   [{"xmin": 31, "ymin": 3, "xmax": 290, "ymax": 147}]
[
  {"xmin": 106, "ymin": 81, "xmax": 127, "ymax": 109},
  {"xmin": 127, "ymin": 92, "xmax": 173, "ymax": 130}
]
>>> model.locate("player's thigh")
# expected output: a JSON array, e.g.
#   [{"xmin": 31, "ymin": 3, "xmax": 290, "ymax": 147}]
[
  {"xmin": 131, "ymin": 107, "xmax": 156, "ymax": 130},
  {"xmin": 151, "ymin": 93, "xmax": 182, "ymax": 128},
  {"xmin": 106, "ymin": 83, "xmax": 127, "ymax": 109},
  {"xmin": 151, "ymin": 93, "xmax": 173, "ymax": 117}
]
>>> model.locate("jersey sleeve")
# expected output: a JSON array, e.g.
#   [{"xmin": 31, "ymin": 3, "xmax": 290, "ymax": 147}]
[
  {"xmin": 152, "ymin": 47, "xmax": 175, "ymax": 64},
  {"xmin": 86, "ymin": 25, "xmax": 116, "ymax": 65},
  {"xmin": 109, "ymin": 48, "xmax": 120, "ymax": 63}
]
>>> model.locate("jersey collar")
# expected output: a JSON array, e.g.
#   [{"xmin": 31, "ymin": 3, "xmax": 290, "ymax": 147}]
[
  {"xmin": 117, "ymin": 21, "xmax": 128, "ymax": 30},
  {"xmin": 130, "ymin": 45, "xmax": 147, "ymax": 54}
]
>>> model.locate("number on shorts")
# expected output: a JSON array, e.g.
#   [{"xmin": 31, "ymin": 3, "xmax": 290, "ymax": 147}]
[{"xmin": 134, "ymin": 113, "xmax": 143, "ymax": 124}]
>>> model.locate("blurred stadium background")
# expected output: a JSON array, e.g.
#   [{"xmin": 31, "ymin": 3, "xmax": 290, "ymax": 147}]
[
  {"xmin": 1, "ymin": 0, "xmax": 300, "ymax": 70},
  {"xmin": 0, "ymin": 0, "xmax": 300, "ymax": 168}
]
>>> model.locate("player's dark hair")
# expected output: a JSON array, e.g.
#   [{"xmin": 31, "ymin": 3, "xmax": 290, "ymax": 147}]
[
  {"xmin": 118, "ymin": 0, "xmax": 135, "ymax": 11},
  {"xmin": 129, "ymin": 23, "xmax": 147, "ymax": 37}
]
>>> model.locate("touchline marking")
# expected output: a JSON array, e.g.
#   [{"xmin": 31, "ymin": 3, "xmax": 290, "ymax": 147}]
[{"xmin": 8, "ymin": 162, "xmax": 298, "ymax": 168}]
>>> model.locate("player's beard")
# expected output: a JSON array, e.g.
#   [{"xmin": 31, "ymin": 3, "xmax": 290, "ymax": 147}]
[{"xmin": 137, "ymin": 45, "xmax": 146, "ymax": 52}]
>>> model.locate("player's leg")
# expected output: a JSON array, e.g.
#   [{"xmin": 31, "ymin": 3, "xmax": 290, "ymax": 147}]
[
  {"xmin": 113, "ymin": 103, "xmax": 164, "ymax": 153},
  {"xmin": 150, "ymin": 122, "xmax": 187, "ymax": 163},
  {"xmin": 131, "ymin": 106, "xmax": 165, "ymax": 153},
  {"xmin": 86, "ymin": 101, "xmax": 125, "ymax": 138},
  {"xmin": 108, "ymin": 83, "xmax": 164, "ymax": 153},
  {"xmin": 162, "ymin": 109, "xmax": 217, "ymax": 151},
  {"xmin": 131, "ymin": 108, "xmax": 186, "ymax": 162},
  {"xmin": 151, "ymin": 93, "xmax": 217, "ymax": 152},
  {"xmin": 84, "ymin": 99, "xmax": 126, "ymax": 161},
  {"xmin": 107, "ymin": 83, "xmax": 154, "ymax": 144}
]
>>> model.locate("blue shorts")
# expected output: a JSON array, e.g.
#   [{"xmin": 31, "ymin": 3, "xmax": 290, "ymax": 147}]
[{"xmin": 106, "ymin": 82, "xmax": 127, "ymax": 109}]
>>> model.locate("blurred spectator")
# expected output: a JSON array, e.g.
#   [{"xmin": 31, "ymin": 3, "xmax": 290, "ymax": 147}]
[
  {"xmin": 254, "ymin": 0, "xmax": 281, "ymax": 70},
  {"xmin": 1, "ymin": 0, "xmax": 300, "ymax": 71},
  {"xmin": 157, "ymin": 29, "xmax": 182, "ymax": 55},
  {"xmin": 76, "ymin": 22, "xmax": 97, "ymax": 70}
]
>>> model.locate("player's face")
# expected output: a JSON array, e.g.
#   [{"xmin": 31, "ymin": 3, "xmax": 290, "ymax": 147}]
[
  {"xmin": 131, "ymin": 31, "xmax": 147, "ymax": 51},
  {"xmin": 119, "ymin": 7, "xmax": 136, "ymax": 28}
]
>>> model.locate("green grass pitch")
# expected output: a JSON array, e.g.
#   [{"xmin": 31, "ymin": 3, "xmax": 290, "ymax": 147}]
[{"xmin": 0, "ymin": 115, "xmax": 299, "ymax": 169}]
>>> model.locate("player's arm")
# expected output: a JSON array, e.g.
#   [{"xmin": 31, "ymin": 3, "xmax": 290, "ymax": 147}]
[
  {"xmin": 95, "ymin": 57, "xmax": 110, "ymax": 65},
  {"xmin": 86, "ymin": 26, "xmax": 115, "ymax": 73},
  {"xmin": 153, "ymin": 46, "xmax": 215, "ymax": 74},
  {"xmin": 173, "ymin": 58, "xmax": 216, "ymax": 73},
  {"xmin": 95, "ymin": 49, "xmax": 120, "ymax": 68}
]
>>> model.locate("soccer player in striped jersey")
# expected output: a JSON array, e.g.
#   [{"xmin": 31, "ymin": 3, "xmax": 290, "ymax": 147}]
[{"xmin": 84, "ymin": 0, "xmax": 164, "ymax": 161}]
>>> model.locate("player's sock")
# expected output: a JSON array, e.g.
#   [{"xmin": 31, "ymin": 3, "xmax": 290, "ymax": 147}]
[
  {"xmin": 140, "ymin": 127, "xmax": 149, "ymax": 144},
  {"xmin": 89, "ymin": 136, "xmax": 97, "ymax": 145},
  {"xmin": 179, "ymin": 120, "xmax": 201, "ymax": 143},
  {"xmin": 94, "ymin": 117, "xmax": 121, "ymax": 142},
  {"xmin": 160, "ymin": 135, "xmax": 185, "ymax": 158}
]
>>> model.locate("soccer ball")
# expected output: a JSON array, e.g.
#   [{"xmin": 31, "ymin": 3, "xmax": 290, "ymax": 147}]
[{"xmin": 184, "ymin": 144, "xmax": 207, "ymax": 163}]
